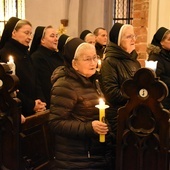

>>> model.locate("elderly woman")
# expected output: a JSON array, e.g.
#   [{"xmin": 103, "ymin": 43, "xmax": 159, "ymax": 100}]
[
  {"xmin": 100, "ymin": 22, "xmax": 141, "ymax": 168},
  {"xmin": 80, "ymin": 30, "xmax": 96, "ymax": 46},
  {"xmin": 49, "ymin": 38, "xmax": 112, "ymax": 169},
  {"xmin": 0, "ymin": 18, "xmax": 46, "ymax": 116},
  {"xmin": 30, "ymin": 25, "xmax": 64, "ymax": 109},
  {"xmin": 147, "ymin": 27, "xmax": 170, "ymax": 110}
]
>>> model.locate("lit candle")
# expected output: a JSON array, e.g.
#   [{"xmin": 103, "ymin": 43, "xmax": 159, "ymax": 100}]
[
  {"xmin": 145, "ymin": 60, "xmax": 158, "ymax": 71},
  {"xmin": 97, "ymin": 59, "xmax": 101, "ymax": 71},
  {"xmin": 95, "ymin": 98, "xmax": 109, "ymax": 142},
  {"xmin": 7, "ymin": 55, "xmax": 15, "ymax": 75}
]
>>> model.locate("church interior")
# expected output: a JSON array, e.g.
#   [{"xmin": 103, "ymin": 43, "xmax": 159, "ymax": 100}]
[{"xmin": 0, "ymin": 0, "xmax": 170, "ymax": 169}]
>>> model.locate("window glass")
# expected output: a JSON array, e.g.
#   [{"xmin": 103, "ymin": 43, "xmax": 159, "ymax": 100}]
[
  {"xmin": 0, "ymin": 0, "xmax": 25, "ymax": 38},
  {"xmin": 113, "ymin": 0, "xmax": 133, "ymax": 24}
]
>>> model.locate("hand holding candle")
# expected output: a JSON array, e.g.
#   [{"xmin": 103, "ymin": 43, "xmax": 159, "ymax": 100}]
[
  {"xmin": 95, "ymin": 98, "xmax": 109, "ymax": 142},
  {"xmin": 7, "ymin": 55, "xmax": 15, "ymax": 75}
]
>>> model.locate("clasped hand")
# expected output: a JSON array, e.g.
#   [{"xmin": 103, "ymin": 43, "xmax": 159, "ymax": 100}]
[{"xmin": 34, "ymin": 99, "xmax": 46, "ymax": 112}]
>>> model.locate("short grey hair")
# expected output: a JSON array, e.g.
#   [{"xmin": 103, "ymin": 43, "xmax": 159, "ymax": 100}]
[
  {"xmin": 41, "ymin": 25, "xmax": 53, "ymax": 39},
  {"xmin": 118, "ymin": 24, "xmax": 134, "ymax": 46},
  {"xmin": 14, "ymin": 19, "xmax": 32, "ymax": 31},
  {"xmin": 74, "ymin": 42, "xmax": 96, "ymax": 59}
]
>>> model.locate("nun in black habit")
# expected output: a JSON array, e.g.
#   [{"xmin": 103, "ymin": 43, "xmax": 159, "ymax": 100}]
[
  {"xmin": 0, "ymin": 17, "xmax": 46, "ymax": 116},
  {"xmin": 30, "ymin": 25, "xmax": 64, "ymax": 108}
]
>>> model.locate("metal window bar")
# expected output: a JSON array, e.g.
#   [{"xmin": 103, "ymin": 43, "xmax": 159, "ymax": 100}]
[
  {"xmin": 113, "ymin": 0, "xmax": 133, "ymax": 24},
  {"xmin": 0, "ymin": 0, "xmax": 25, "ymax": 37}
]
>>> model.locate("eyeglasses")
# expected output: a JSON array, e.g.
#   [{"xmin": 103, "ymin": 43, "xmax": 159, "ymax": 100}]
[
  {"xmin": 74, "ymin": 55, "xmax": 99, "ymax": 63},
  {"xmin": 125, "ymin": 34, "xmax": 136, "ymax": 39}
]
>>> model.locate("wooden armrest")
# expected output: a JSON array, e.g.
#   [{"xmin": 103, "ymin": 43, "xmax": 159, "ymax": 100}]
[{"xmin": 21, "ymin": 109, "xmax": 50, "ymax": 131}]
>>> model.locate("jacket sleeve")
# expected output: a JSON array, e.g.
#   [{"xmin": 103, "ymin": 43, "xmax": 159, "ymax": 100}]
[
  {"xmin": 100, "ymin": 58, "xmax": 127, "ymax": 107},
  {"xmin": 17, "ymin": 91, "xmax": 35, "ymax": 116},
  {"xmin": 149, "ymin": 54, "xmax": 170, "ymax": 87},
  {"xmin": 31, "ymin": 54, "xmax": 49, "ymax": 102},
  {"xmin": 49, "ymin": 79, "xmax": 95, "ymax": 139}
]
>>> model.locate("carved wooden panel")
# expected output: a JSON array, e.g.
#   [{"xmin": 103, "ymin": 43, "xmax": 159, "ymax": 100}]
[
  {"xmin": 0, "ymin": 63, "xmax": 21, "ymax": 170},
  {"xmin": 116, "ymin": 68, "xmax": 170, "ymax": 170},
  {"xmin": 20, "ymin": 110, "xmax": 51, "ymax": 169},
  {"xmin": 0, "ymin": 63, "xmax": 52, "ymax": 170}
]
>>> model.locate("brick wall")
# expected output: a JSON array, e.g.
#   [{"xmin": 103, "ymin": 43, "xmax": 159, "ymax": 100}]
[{"xmin": 133, "ymin": 0, "xmax": 149, "ymax": 60}]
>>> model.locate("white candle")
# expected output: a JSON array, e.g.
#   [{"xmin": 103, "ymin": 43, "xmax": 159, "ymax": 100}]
[
  {"xmin": 7, "ymin": 55, "xmax": 15, "ymax": 75},
  {"xmin": 95, "ymin": 98, "xmax": 109, "ymax": 142}
]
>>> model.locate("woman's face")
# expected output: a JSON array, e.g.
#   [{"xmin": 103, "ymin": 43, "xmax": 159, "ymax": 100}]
[
  {"xmin": 12, "ymin": 24, "xmax": 32, "ymax": 46},
  {"xmin": 72, "ymin": 47, "xmax": 98, "ymax": 78},
  {"xmin": 85, "ymin": 35, "xmax": 96, "ymax": 46},
  {"xmin": 161, "ymin": 33, "xmax": 170, "ymax": 50},
  {"xmin": 120, "ymin": 26, "xmax": 136, "ymax": 53},
  {"xmin": 41, "ymin": 27, "xmax": 58, "ymax": 50}
]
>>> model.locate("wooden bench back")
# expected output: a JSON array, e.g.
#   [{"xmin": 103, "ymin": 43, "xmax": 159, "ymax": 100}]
[{"xmin": 116, "ymin": 68, "xmax": 170, "ymax": 170}]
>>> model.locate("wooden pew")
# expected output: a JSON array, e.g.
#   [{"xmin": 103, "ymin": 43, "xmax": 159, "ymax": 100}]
[
  {"xmin": 20, "ymin": 110, "xmax": 52, "ymax": 170},
  {"xmin": 0, "ymin": 63, "xmax": 21, "ymax": 169},
  {"xmin": 116, "ymin": 68, "xmax": 170, "ymax": 170},
  {"xmin": 0, "ymin": 63, "xmax": 53, "ymax": 170}
]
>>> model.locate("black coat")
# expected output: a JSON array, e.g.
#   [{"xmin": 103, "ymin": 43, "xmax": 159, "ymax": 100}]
[
  {"xmin": 31, "ymin": 45, "xmax": 64, "ymax": 108},
  {"xmin": 0, "ymin": 38, "xmax": 44, "ymax": 116},
  {"xmin": 95, "ymin": 42, "xmax": 106, "ymax": 59},
  {"xmin": 148, "ymin": 47, "xmax": 170, "ymax": 110},
  {"xmin": 100, "ymin": 42, "xmax": 141, "ymax": 132},
  {"xmin": 49, "ymin": 66, "xmax": 112, "ymax": 169}
]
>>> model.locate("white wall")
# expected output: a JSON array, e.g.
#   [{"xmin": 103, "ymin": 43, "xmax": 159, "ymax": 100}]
[
  {"xmin": 25, "ymin": 0, "xmax": 110, "ymax": 37},
  {"xmin": 148, "ymin": 0, "xmax": 170, "ymax": 43},
  {"xmin": 25, "ymin": 0, "xmax": 63, "ymax": 31},
  {"xmin": 26, "ymin": 0, "xmax": 170, "ymax": 43},
  {"xmin": 80, "ymin": 0, "xmax": 105, "ymax": 32}
]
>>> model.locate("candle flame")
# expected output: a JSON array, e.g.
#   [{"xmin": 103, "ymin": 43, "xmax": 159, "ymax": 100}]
[
  {"xmin": 9, "ymin": 55, "xmax": 14, "ymax": 63},
  {"xmin": 98, "ymin": 59, "xmax": 101, "ymax": 65},
  {"xmin": 99, "ymin": 98, "xmax": 105, "ymax": 106},
  {"xmin": 97, "ymin": 59, "xmax": 101, "ymax": 71}
]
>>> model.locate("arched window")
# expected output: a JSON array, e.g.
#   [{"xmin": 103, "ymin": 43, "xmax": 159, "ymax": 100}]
[
  {"xmin": 0, "ymin": 0, "xmax": 25, "ymax": 37},
  {"xmin": 113, "ymin": 0, "xmax": 133, "ymax": 24}
]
